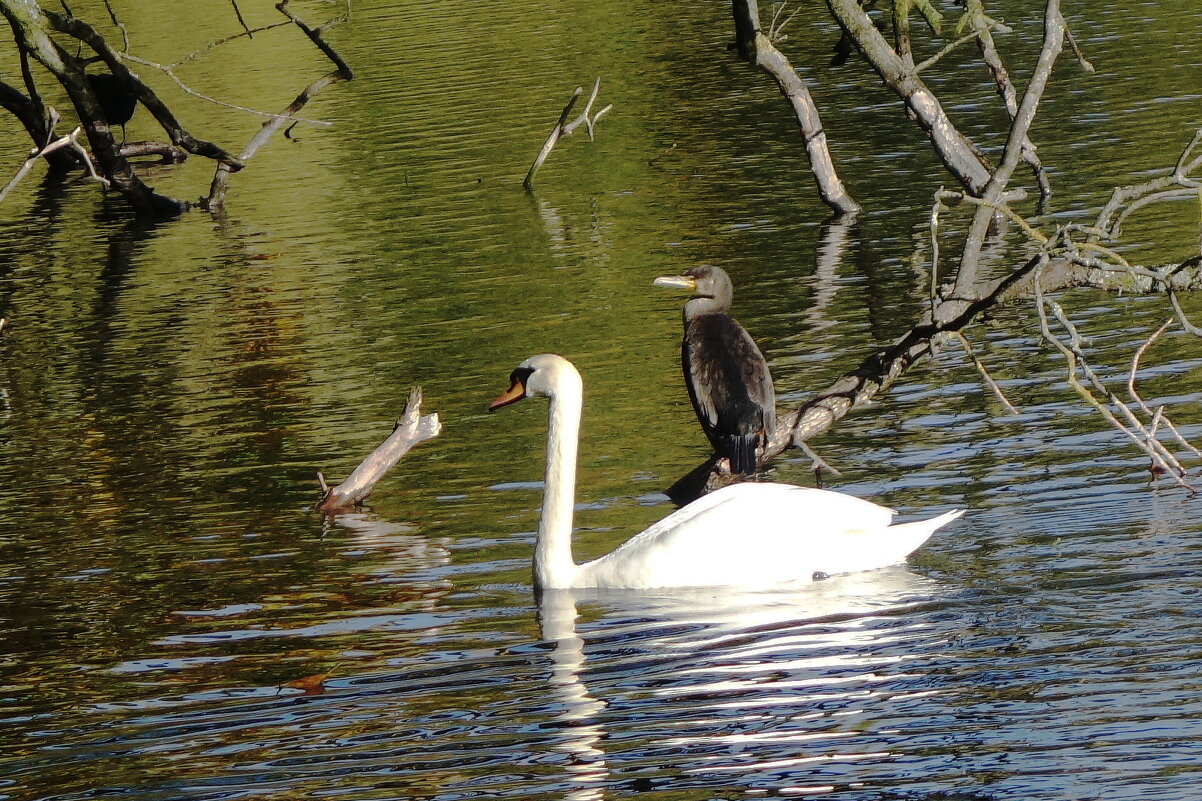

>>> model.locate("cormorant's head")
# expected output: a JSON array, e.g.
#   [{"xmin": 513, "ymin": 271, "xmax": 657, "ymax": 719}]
[{"xmin": 653, "ymin": 264, "xmax": 734, "ymax": 309}]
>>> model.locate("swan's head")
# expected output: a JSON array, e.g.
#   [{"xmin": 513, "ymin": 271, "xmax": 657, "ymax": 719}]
[
  {"xmin": 653, "ymin": 264, "xmax": 733, "ymax": 311},
  {"xmin": 488, "ymin": 354, "xmax": 582, "ymax": 411}
]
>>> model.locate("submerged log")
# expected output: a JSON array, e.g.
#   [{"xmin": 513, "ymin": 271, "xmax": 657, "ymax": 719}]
[{"xmin": 316, "ymin": 387, "xmax": 441, "ymax": 513}]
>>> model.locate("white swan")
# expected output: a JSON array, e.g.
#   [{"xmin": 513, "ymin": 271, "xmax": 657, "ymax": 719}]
[{"xmin": 489, "ymin": 354, "xmax": 963, "ymax": 590}]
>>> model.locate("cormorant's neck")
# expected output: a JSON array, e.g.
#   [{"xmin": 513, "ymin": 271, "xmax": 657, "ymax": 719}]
[
  {"xmin": 536, "ymin": 380, "xmax": 583, "ymax": 589},
  {"xmin": 684, "ymin": 294, "xmax": 729, "ymax": 318}
]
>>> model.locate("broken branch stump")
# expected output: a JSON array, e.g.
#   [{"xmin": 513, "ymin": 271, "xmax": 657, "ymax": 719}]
[{"xmin": 315, "ymin": 387, "xmax": 441, "ymax": 513}]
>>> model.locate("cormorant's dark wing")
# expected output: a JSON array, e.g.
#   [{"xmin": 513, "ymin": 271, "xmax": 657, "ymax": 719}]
[{"xmin": 682, "ymin": 313, "xmax": 776, "ymax": 473}]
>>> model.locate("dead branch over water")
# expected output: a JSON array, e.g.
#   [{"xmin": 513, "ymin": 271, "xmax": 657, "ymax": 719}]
[
  {"xmin": 523, "ymin": 78, "xmax": 612, "ymax": 191},
  {"xmin": 316, "ymin": 388, "xmax": 442, "ymax": 514},
  {"xmin": 730, "ymin": 1, "xmax": 860, "ymax": 216},
  {"xmin": 677, "ymin": 1, "xmax": 1202, "ymax": 496},
  {"xmin": 0, "ymin": 0, "xmax": 352, "ymax": 216},
  {"xmin": 0, "ymin": 120, "xmax": 106, "ymax": 203}
]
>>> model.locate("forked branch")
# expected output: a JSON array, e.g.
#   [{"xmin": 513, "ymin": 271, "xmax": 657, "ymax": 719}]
[
  {"xmin": 0, "ymin": 121, "xmax": 107, "ymax": 204},
  {"xmin": 523, "ymin": 78, "xmax": 612, "ymax": 191},
  {"xmin": 204, "ymin": 0, "xmax": 353, "ymax": 211}
]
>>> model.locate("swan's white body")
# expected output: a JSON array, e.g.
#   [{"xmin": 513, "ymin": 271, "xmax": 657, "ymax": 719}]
[{"xmin": 492, "ymin": 354, "xmax": 963, "ymax": 590}]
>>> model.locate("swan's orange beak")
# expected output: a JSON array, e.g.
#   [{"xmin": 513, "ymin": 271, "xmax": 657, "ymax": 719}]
[{"xmin": 488, "ymin": 379, "xmax": 526, "ymax": 411}]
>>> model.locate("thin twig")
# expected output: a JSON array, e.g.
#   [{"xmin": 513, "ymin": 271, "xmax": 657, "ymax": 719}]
[
  {"xmin": 768, "ymin": 2, "xmax": 802, "ymax": 42},
  {"xmin": 1033, "ymin": 265, "xmax": 1193, "ymax": 487},
  {"xmin": 1, "ymin": 125, "xmax": 108, "ymax": 203},
  {"xmin": 123, "ymin": 54, "xmax": 331, "ymax": 127},
  {"xmin": 948, "ymin": 331, "xmax": 1020, "ymax": 414},
  {"xmin": 1109, "ymin": 189, "xmax": 1200, "ymax": 243},
  {"xmin": 1062, "ymin": 22, "xmax": 1094, "ymax": 73},
  {"xmin": 100, "ymin": 0, "xmax": 129, "ymax": 52},
  {"xmin": 229, "ymin": 0, "xmax": 252, "ymax": 35},
  {"xmin": 170, "ymin": 22, "xmax": 291, "ymax": 69},
  {"xmin": 1095, "ymin": 129, "xmax": 1202, "ymax": 237},
  {"xmin": 937, "ymin": 188, "xmax": 1049, "ymax": 245},
  {"xmin": 1168, "ymin": 289, "xmax": 1202, "ymax": 336},
  {"xmin": 915, "ymin": 32, "xmax": 980, "ymax": 73},
  {"xmin": 1126, "ymin": 319, "xmax": 1202, "ymax": 460},
  {"xmin": 1173, "ymin": 129, "xmax": 1202, "ymax": 178},
  {"xmin": 799, "ymin": 441, "xmax": 840, "ymax": 476},
  {"xmin": 276, "ymin": 0, "xmax": 354, "ymax": 78},
  {"xmin": 929, "ymin": 188, "xmax": 945, "ymax": 307}
]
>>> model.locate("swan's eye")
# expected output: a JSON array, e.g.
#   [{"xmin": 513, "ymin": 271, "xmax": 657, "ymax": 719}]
[{"xmin": 510, "ymin": 366, "xmax": 535, "ymax": 387}]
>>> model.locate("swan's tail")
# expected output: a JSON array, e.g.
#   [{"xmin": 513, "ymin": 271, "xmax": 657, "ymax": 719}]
[
  {"xmin": 814, "ymin": 508, "xmax": 965, "ymax": 578},
  {"xmin": 887, "ymin": 508, "xmax": 965, "ymax": 558}
]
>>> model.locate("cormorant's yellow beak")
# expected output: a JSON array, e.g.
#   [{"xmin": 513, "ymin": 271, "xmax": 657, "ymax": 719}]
[
  {"xmin": 653, "ymin": 275, "xmax": 697, "ymax": 290},
  {"xmin": 488, "ymin": 380, "xmax": 526, "ymax": 411}
]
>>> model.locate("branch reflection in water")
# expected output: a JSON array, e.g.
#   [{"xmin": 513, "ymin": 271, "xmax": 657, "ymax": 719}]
[
  {"xmin": 325, "ymin": 511, "xmax": 452, "ymax": 590},
  {"xmin": 534, "ymin": 567, "xmax": 946, "ymax": 795}
]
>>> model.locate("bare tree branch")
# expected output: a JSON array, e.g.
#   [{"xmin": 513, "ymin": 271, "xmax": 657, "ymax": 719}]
[
  {"xmin": 962, "ymin": 0, "xmax": 1051, "ymax": 199},
  {"xmin": 825, "ymin": 0, "xmax": 993, "ymax": 194},
  {"xmin": 1, "ymin": 123, "xmax": 107, "ymax": 203},
  {"xmin": 1095, "ymin": 128, "xmax": 1202, "ymax": 238},
  {"xmin": 99, "ymin": 0, "xmax": 128, "ymax": 52},
  {"xmin": 947, "ymin": 331, "xmax": 1020, "ymax": 414},
  {"xmin": 1127, "ymin": 320, "xmax": 1202, "ymax": 461},
  {"xmin": 41, "ymin": 8, "xmax": 242, "ymax": 168},
  {"xmin": 731, "ymin": 0, "xmax": 860, "ymax": 216},
  {"xmin": 1063, "ymin": 21, "xmax": 1095, "ymax": 73},
  {"xmin": 122, "ymin": 52, "xmax": 331, "ymax": 127},
  {"xmin": 1033, "ymin": 267, "xmax": 1195, "ymax": 490},
  {"xmin": 170, "ymin": 22, "xmax": 292, "ymax": 69},
  {"xmin": 204, "ymin": 70, "xmax": 344, "ymax": 210},
  {"xmin": 276, "ymin": 0, "xmax": 353, "ymax": 78},
  {"xmin": 523, "ymin": 86, "xmax": 582, "ymax": 191},
  {"xmin": 316, "ymin": 388, "xmax": 442, "ymax": 513},
  {"xmin": 939, "ymin": 0, "xmax": 1064, "ymax": 326},
  {"xmin": 561, "ymin": 78, "xmax": 613, "ymax": 140},
  {"xmin": 1, "ymin": 1, "xmax": 187, "ymax": 213},
  {"xmin": 204, "ymin": 1, "xmax": 353, "ymax": 211},
  {"xmin": 522, "ymin": 79, "xmax": 613, "ymax": 191},
  {"xmin": 229, "ymin": 0, "xmax": 252, "ymax": 36}
]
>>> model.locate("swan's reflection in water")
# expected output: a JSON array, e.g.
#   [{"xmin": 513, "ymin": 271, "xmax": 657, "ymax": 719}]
[{"xmin": 535, "ymin": 568, "xmax": 947, "ymax": 796}]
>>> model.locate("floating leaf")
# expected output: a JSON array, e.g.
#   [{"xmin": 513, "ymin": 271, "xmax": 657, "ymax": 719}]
[
  {"xmin": 280, "ymin": 662, "xmax": 341, "ymax": 695},
  {"xmin": 283, "ymin": 673, "xmax": 328, "ymax": 694}
]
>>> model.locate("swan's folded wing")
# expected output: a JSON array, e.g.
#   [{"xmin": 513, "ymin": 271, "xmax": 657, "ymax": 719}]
[{"xmin": 586, "ymin": 484, "xmax": 901, "ymax": 587}]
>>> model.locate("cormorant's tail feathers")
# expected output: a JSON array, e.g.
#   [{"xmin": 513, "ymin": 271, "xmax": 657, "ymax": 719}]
[{"xmin": 725, "ymin": 434, "xmax": 759, "ymax": 475}]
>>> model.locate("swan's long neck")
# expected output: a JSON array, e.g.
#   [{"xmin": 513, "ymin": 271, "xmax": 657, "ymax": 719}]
[{"xmin": 536, "ymin": 371, "xmax": 583, "ymax": 589}]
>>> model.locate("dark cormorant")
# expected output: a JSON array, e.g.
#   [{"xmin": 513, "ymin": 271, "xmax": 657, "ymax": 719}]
[
  {"xmin": 85, "ymin": 72, "xmax": 137, "ymax": 142},
  {"xmin": 654, "ymin": 264, "xmax": 776, "ymax": 475}
]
